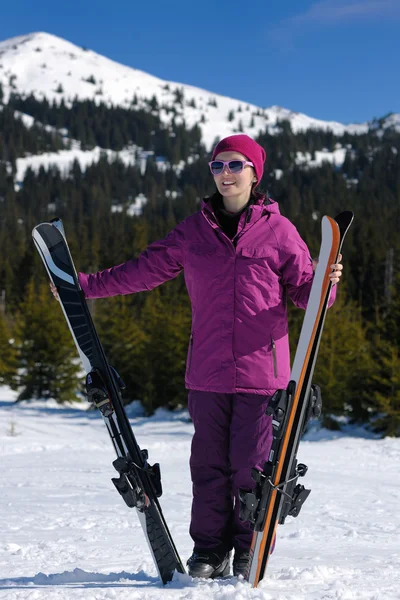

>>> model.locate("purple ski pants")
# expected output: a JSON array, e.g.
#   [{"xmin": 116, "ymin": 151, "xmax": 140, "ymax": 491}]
[{"xmin": 188, "ymin": 390, "xmax": 274, "ymax": 553}]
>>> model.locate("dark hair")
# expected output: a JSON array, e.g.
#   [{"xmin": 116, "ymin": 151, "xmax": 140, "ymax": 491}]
[{"xmin": 251, "ymin": 185, "xmax": 268, "ymax": 203}]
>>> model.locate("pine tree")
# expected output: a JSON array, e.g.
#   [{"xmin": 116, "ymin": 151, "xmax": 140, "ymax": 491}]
[
  {"xmin": 313, "ymin": 287, "xmax": 373, "ymax": 427},
  {"xmin": 368, "ymin": 279, "xmax": 400, "ymax": 435},
  {"xmin": 0, "ymin": 312, "xmax": 17, "ymax": 385},
  {"xmin": 370, "ymin": 340, "xmax": 400, "ymax": 436},
  {"xmin": 95, "ymin": 295, "xmax": 148, "ymax": 404},
  {"xmin": 139, "ymin": 287, "xmax": 191, "ymax": 413},
  {"xmin": 13, "ymin": 280, "xmax": 81, "ymax": 402}
]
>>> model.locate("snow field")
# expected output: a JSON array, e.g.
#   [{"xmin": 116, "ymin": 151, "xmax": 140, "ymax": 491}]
[{"xmin": 1, "ymin": 387, "xmax": 399, "ymax": 599}]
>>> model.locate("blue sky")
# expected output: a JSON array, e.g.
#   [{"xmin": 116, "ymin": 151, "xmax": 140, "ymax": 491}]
[{"xmin": 0, "ymin": 0, "xmax": 398, "ymax": 124}]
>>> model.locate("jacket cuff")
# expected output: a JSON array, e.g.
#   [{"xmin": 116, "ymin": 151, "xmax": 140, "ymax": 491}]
[{"xmin": 78, "ymin": 272, "xmax": 90, "ymax": 298}]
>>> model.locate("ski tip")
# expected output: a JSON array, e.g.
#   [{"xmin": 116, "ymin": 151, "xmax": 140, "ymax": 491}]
[
  {"xmin": 31, "ymin": 222, "xmax": 50, "ymax": 237},
  {"xmin": 322, "ymin": 212, "xmax": 354, "ymax": 245},
  {"xmin": 32, "ymin": 218, "xmax": 65, "ymax": 239},
  {"xmin": 333, "ymin": 211, "xmax": 354, "ymax": 235}
]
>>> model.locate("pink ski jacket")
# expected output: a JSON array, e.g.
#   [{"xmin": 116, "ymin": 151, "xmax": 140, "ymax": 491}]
[{"xmin": 79, "ymin": 197, "xmax": 336, "ymax": 395}]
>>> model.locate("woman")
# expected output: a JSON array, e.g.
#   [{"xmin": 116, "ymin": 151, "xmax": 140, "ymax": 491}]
[{"xmin": 52, "ymin": 134, "xmax": 343, "ymax": 579}]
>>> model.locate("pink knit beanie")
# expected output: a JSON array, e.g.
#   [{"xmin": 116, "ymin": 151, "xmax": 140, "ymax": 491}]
[{"xmin": 211, "ymin": 134, "xmax": 266, "ymax": 186}]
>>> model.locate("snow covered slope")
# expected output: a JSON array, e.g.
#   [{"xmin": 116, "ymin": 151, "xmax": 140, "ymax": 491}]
[
  {"xmin": 1, "ymin": 387, "xmax": 400, "ymax": 599},
  {"xmin": 0, "ymin": 31, "xmax": 390, "ymax": 150}
]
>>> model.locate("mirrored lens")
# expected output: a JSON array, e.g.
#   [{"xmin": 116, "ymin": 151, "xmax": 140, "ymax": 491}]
[
  {"xmin": 228, "ymin": 161, "xmax": 244, "ymax": 173},
  {"xmin": 210, "ymin": 161, "xmax": 224, "ymax": 174}
]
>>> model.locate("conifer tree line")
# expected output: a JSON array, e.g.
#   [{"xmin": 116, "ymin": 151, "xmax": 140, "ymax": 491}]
[{"xmin": 0, "ymin": 83, "xmax": 399, "ymax": 435}]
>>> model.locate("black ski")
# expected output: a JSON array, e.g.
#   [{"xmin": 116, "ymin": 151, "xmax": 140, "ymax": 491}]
[{"xmin": 32, "ymin": 218, "xmax": 185, "ymax": 584}]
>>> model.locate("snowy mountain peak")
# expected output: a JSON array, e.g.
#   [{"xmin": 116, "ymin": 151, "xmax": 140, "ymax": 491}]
[
  {"xmin": 0, "ymin": 30, "xmax": 167, "ymax": 103},
  {"xmin": 0, "ymin": 32, "xmax": 398, "ymax": 148},
  {"xmin": 0, "ymin": 31, "xmax": 80, "ymax": 53}
]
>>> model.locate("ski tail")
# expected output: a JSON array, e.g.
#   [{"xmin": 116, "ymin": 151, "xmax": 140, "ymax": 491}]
[{"xmin": 244, "ymin": 211, "xmax": 354, "ymax": 587}]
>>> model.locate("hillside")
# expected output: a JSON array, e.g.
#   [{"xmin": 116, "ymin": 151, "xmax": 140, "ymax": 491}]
[{"xmin": 2, "ymin": 30, "xmax": 397, "ymax": 151}]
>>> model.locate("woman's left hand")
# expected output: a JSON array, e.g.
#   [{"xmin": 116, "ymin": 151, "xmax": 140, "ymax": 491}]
[
  {"xmin": 329, "ymin": 253, "xmax": 343, "ymax": 284},
  {"xmin": 312, "ymin": 253, "xmax": 343, "ymax": 285}
]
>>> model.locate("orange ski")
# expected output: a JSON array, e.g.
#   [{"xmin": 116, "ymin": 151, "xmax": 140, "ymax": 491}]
[{"xmin": 239, "ymin": 211, "xmax": 354, "ymax": 587}]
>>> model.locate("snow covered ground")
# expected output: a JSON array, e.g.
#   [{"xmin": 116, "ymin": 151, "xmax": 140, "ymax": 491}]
[{"xmin": 1, "ymin": 385, "xmax": 399, "ymax": 600}]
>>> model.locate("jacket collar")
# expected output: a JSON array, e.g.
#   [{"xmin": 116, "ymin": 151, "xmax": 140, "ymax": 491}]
[{"xmin": 201, "ymin": 192, "xmax": 279, "ymax": 220}]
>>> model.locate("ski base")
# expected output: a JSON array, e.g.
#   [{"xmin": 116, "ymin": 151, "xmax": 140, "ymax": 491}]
[
  {"xmin": 240, "ymin": 211, "xmax": 354, "ymax": 587},
  {"xmin": 32, "ymin": 218, "xmax": 185, "ymax": 584}
]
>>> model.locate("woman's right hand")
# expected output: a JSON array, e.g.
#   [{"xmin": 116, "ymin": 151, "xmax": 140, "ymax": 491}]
[{"xmin": 50, "ymin": 282, "xmax": 59, "ymax": 301}]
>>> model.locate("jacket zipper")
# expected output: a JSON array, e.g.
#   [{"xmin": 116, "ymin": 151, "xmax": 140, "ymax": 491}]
[
  {"xmin": 188, "ymin": 333, "xmax": 194, "ymax": 373},
  {"xmin": 271, "ymin": 337, "xmax": 278, "ymax": 378}
]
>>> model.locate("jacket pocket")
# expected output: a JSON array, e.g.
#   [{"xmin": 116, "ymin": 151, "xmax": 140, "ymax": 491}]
[
  {"xmin": 238, "ymin": 247, "xmax": 276, "ymax": 282},
  {"xmin": 271, "ymin": 337, "xmax": 278, "ymax": 378},
  {"xmin": 240, "ymin": 247, "xmax": 273, "ymax": 259}
]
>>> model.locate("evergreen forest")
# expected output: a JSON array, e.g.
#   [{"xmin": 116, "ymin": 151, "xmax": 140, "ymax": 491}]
[{"xmin": 1, "ymin": 83, "xmax": 399, "ymax": 436}]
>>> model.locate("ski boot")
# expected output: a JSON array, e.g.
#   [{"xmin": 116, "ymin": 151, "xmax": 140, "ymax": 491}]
[{"xmin": 187, "ymin": 550, "xmax": 231, "ymax": 578}]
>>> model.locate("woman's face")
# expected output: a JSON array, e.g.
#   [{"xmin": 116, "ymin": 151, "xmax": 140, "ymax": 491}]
[{"xmin": 212, "ymin": 151, "xmax": 256, "ymax": 200}]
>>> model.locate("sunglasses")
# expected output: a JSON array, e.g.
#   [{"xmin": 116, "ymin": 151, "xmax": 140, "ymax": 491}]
[{"xmin": 208, "ymin": 160, "xmax": 254, "ymax": 176}]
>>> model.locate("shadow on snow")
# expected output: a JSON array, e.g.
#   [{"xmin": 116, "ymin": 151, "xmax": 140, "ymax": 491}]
[{"xmin": 0, "ymin": 567, "xmax": 161, "ymax": 589}]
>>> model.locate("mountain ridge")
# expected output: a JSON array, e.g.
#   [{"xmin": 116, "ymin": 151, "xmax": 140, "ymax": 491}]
[{"xmin": 2, "ymin": 31, "xmax": 398, "ymax": 149}]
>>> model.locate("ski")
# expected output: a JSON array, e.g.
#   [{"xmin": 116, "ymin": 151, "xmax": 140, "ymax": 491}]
[
  {"xmin": 239, "ymin": 211, "xmax": 354, "ymax": 587},
  {"xmin": 32, "ymin": 218, "xmax": 185, "ymax": 584}
]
